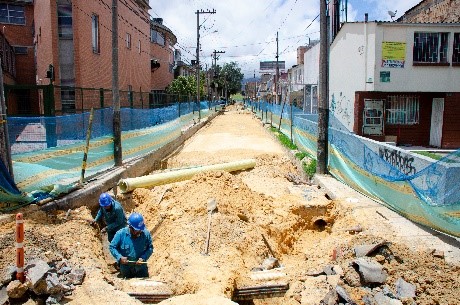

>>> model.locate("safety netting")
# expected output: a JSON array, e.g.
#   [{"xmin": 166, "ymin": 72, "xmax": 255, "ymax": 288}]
[
  {"xmin": 246, "ymin": 100, "xmax": 460, "ymax": 237},
  {"xmin": 0, "ymin": 101, "xmax": 223, "ymax": 211}
]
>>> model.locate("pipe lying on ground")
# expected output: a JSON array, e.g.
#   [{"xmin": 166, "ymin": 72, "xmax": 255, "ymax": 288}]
[{"xmin": 118, "ymin": 159, "xmax": 256, "ymax": 193}]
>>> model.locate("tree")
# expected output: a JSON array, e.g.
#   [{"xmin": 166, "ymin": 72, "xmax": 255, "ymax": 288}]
[
  {"xmin": 218, "ymin": 62, "xmax": 244, "ymax": 96},
  {"xmin": 167, "ymin": 76, "xmax": 196, "ymax": 97},
  {"xmin": 167, "ymin": 74, "xmax": 206, "ymax": 99}
]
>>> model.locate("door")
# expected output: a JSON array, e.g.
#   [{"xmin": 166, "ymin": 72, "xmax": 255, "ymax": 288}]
[
  {"xmin": 362, "ymin": 99, "xmax": 384, "ymax": 135},
  {"xmin": 429, "ymin": 98, "xmax": 444, "ymax": 148}
]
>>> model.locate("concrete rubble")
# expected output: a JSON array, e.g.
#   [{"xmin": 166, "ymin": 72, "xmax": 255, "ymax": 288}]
[
  {"xmin": 0, "ymin": 259, "xmax": 86, "ymax": 304},
  {"xmin": 307, "ymin": 241, "xmax": 422, "ymax": 305}
]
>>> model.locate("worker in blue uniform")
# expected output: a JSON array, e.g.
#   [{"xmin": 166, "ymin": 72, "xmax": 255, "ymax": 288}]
[
  {"xmin": 109, "ymin": 212, "xmax": 154, "ymax": 278},
  {"xmin": 92, "ymin": 192, "xmax": 127, "ymax": 242}
]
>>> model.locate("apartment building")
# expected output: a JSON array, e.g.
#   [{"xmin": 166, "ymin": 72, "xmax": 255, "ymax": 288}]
[
  {"xmin": 150, "ymin": 17, "xmax": 177, "ymax": 92},
  {"xmin": 33, "ymin": 0, "xmax": 151, "ymax": 113}
]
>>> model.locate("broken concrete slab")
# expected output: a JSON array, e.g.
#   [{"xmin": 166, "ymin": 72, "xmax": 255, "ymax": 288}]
[
  {"xmin": 395, "ymin": 278, "xmax": 416, "ymax": 299},
  {"xmin": 25, "ymin": 260, "xmax": 51, "ymax": 288},
  {"xmin": 67, "ymin": 268, "xmax": 86, "ymax": 285},
  {"xmin": 374, "ymin": 291, "xmax": 403, "ymax": 305},
  {"xmin": 0, "ymin": 265, "xmax": 16, "ymax": 286},
  {"xmin": 0, "ymin": 286, "xmax": 8, "ymax": 304},
  {"xmin": 352, "ymin": 258, "xmax": 388, "ymax": 285},
  {"xmin": 336, "ymin": 285, "xmax": 357, "ymax": 305},
  {"xmin": 343, "ymin": 266, "xmax": 361, "ymax": 287},
  {"xmin": 6, "ymin": 280, "xmax": 28, "ymax": 299},
  {"xmin": 323, "ymin": 264, "xmax": 335, "ymax": 275},
  {"xmin": 354, "ymin": 242, "xmax": 388, "ymax": 258},
  {"xmin": 320, "ymin": 288, "xmax": 338, "ymax": 305}
]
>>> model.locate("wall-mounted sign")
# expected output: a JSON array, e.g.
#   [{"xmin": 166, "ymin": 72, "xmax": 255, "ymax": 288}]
[
  {"xmin": 381, "ymin": 42, "xmax": 406, "ymax": 68},
  {"xmin": 380, "ymin": 71, "xmax": 390, "ymax": 82}
]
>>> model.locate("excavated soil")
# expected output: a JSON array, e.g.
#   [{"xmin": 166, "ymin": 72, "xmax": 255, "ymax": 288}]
[{"xmin": 0, "ymin": 104, "xmax": 459, "ymax": 305}]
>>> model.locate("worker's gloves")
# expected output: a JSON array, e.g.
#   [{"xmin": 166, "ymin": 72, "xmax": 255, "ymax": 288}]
[
  {"xmin": 120, "ymin": 257, "xmax": 128, "ymax": 265},
  {"xmin": 136, "ymin": 258, "xmax": 144, "ymax": 265}
]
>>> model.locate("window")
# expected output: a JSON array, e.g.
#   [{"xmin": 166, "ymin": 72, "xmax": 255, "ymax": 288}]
[
  {"xmin": 151, "ymin": 29, "xmax": 165, "ymax": 46},
  {"xmin": 413, "ymin": 32, "xmax": 449, "ymax": 64},
  {"xmin": 386, "ymin": 95, "xmax": 419, "ymax": 125},
  {"xmin": 126, "ymin": 33, "xmax": 131, "ymax": 49},
  {"xmin": 453, "ymin": 33, "xmax": 460, "ymax": 65},
  {"xmin": 58, "ymin": 4, "xmax": 73, "ymax": 38},
  {"xmin": 92, "ymin": 14, "xmax": 99, "ymax": 53},
  {"xmin": 13, "ymin": 46, "xmax": 28, "ymax": 54},
  {"xmin": 0, "ymin": 4, "xmax": 25, "ymax": 25}
]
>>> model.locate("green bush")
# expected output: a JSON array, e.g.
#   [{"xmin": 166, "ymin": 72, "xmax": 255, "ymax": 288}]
[{"xmin": 269, "ymin": 127, "xmax": 316, "ymax": 179}]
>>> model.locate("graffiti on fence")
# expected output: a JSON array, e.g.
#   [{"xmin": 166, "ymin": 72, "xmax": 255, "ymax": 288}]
[{"xmin": 379, "ymin": 147, "xmax": 417, "ymax": 175}]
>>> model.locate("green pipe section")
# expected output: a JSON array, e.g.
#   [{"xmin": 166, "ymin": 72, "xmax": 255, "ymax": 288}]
[{"xmin": 118, "ymin": 159, "xmax": 256, "ymax": 193}]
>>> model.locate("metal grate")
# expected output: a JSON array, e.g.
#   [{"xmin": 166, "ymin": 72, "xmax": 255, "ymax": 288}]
[
  {"xmin": 413, "ymin": 32, "xmax": 449, "ymax": 63},
  {"xmin": 386, "ymin": 95, "xmax": 419, "ymax": 125}
]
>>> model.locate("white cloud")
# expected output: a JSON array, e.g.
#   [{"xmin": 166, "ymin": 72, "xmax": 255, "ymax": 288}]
[{"xmin": 149, "ymin": 0, "xmax": 422, "ymax": 78}]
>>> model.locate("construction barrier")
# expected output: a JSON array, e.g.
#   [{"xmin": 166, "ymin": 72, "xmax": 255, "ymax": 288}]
[{"xmin": 246, "ymin": 100, "xmax": 460, "ymax": 237}]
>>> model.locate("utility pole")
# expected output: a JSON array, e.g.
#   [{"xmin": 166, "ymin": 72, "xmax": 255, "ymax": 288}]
[
  {"xmin": 317, "ymin": 0, "xmax": 329, "ymax": 174},
  {"xmin": 112, "ymin": 0, "xmax": 122, "ymax": 166},
  {"xmin": 212, "ymin": 50, "xmax": 225, "ymax": 100},
  {"xmin": 253, "ymin": 70, "xmax": 256, "ymax": 101},
  {"xmin": 275, "ymin": 31, "xmax": 279, "ymax": 105},
  {"xmin": 196, "ymin": 9, "xmax": 216, "ymax": 121}
]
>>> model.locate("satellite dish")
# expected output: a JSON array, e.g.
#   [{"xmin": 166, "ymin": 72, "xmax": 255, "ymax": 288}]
[{"xmin": 388, "ymin": 10, "xmax": 397, "ymax": 20}]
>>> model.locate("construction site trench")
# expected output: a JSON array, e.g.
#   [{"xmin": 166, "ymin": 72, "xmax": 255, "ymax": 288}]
[{"xmin": 1, "ymin": 104, "xmax": 459, "ymax": 305}]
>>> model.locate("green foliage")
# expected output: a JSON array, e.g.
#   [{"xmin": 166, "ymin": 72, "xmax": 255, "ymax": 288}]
[
  {"xmin": 303, "ymin": 159, "xmax": 317, "ymax": 179},
  {"xmin": 231, "ymin": 93, "xmax": 244, "ymax": 101},
  {"xmin": 167, "ymin": 76, "xmax": 196, "ymax": 97},
  {"xmin": 269, "ymin": 127, "xmax": 317, "ymax": 179},
  {"xmin": 270, "ymin": 127, "xmax": 296, "ymax": 149},
  {"xmin": 414, "ymin": 151, "xmax": 443, "ymax": 161},
  {"xmin": 218, "ymin": 62, "xmax": 244, "ymax": 96}
]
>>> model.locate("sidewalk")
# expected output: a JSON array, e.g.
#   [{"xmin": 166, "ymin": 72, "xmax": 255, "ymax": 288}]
[{"xmin": 314, "ymin": 174, "xmax": 460, "ymax": 266}]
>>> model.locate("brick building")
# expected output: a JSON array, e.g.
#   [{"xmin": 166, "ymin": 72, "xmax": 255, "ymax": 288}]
[
  {"xmin": 32, "ymin": 0, "xmax": 151, "ymax": 114},
  {"xmin": 0, "ymin": 0, "xmax": 38, "ymax": 114},
  {"xmin": 398, "ymin": 0, "xmax": 460, "ymax": 23},
  {"xmin": 150, "ymin": 18, "xmax": 177, "ymax": 92}
]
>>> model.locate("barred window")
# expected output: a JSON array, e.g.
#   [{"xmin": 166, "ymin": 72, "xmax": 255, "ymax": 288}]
[
  {"xmin": 413, "ymin": 32, "xmax": 449, "ymax": 64},
  {"xmin": 453, "ymin": 33, "xmax": 460, "ymax": 64},
  {"xmin": 386, "ymin": 95, "xmax": 419, "ymax": 125},
  {"xmin": 0, "ymin": 4, "xmax": 25, "ymax": 25}
]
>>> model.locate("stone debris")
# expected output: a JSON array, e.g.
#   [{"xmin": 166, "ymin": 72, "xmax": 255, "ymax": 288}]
[
  {"xmin": 6, "ymin": 280, "xmax": 28, "ymax": 299},
  {"xmin": 395, "ymin": 278, "xmax": 416, "ymax": 299},
  {"xmin": 354, "ymin": 242, "xmax": 389, "ymax": 258},
  {"xmin": 0, "ymin": 266, "xmax": 16, "ymax": 286},
  {"xmin": 25, "ymin": 259, "xmax": 51, "ymax": 289},
  {"xmin": 0, "ymin": 286, "xmax": 8, "ymax": 304},
  {"xmin": 1, "ymin": 259, "xmax": 85, "ymax": 304},
  {"xmin": 352, "ymin": 258, "xmax": 388, "ymax": 284},
  {"xmin": 336, "ymin": 285, "xmax": 357, "ymax": 304},
  {"xmin": 373, "ymin": 291, "xmax": 403, "ymax": 305},
  {"xmin": 432, "ymin": 249, "xmax": 445, "ymax": 259}
]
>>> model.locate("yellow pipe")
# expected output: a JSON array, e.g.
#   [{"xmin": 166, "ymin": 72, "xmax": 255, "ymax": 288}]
[{"xmin": 118, "ymin": 159, "xmax": 256, "ymax": 193}]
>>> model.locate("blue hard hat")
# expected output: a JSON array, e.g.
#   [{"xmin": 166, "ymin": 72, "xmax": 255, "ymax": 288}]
[
  {"xmin": 99, "ymin": 193, "xmax": 113, "ymax": 207},
  {"xmin": 128, "ymin": 212, "xmax": 145, "ymax": 231}
]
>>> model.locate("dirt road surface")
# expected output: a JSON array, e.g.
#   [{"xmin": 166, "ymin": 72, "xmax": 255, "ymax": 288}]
[{"xmin": 0, "ymin": 104, "xmax": 459, "ymax": 305}]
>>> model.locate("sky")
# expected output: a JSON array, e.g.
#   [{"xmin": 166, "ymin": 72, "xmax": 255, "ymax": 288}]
[{"xmin": 148, "ymin": 0, "xmax": 422, "ymax": 78}]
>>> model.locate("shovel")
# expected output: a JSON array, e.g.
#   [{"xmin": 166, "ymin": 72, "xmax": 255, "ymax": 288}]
[{"xmin": 203, "ymin": 198, "xmax": 217, "ymax": 255}]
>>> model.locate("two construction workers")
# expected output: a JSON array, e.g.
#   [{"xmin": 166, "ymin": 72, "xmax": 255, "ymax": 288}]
[{"xmin": 92, "ymin": 192, "xmax": 153, "ymax": 278}]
